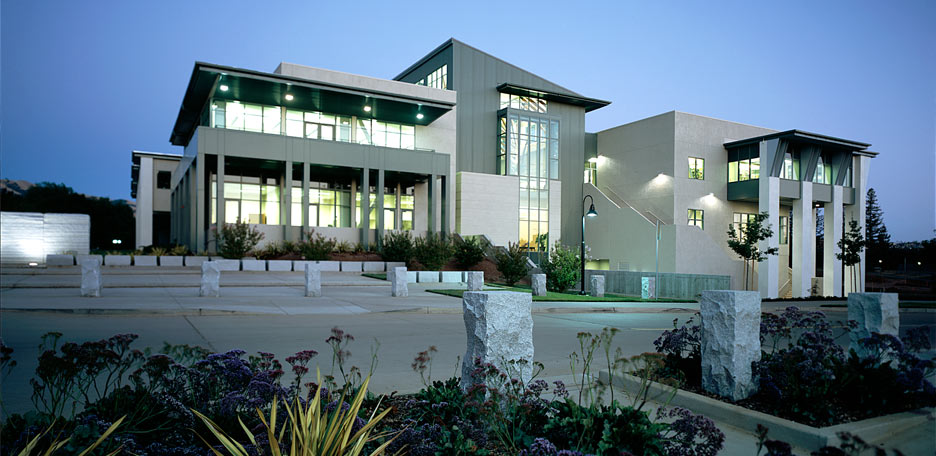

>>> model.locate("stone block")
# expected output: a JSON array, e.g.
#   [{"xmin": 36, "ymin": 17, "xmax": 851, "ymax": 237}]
[
  {"xmin": 406, "ymin": 271, "xmax": 418, "ymax": 283},
  {"xmin": 159, "ymin": 256, "xmax": 184, "ymax": 267},
  {"xmin": 392, "ymin": 267, "xmax": 408, "ymax": 297},
  {"xmin": 77, "ymin": 254, "xmax": 104, "ymax": 266},
  {"xmin": 386, "ymin": 262, "xmax": 406, "ymax": 271},
  {"xmin": 641, "ymin": 277, "xmax": 656, "ymax": 299},
  {"xmin": 363, "ymin": 261, "xmax": 386, "ymax": 272},
  {"xmin": 460, "ymin": 291, "xmax": 534, "ymax": 390},
  {"xmin": 46, "ymin": 254, "xmax": 75, "ymax": 266},
  {"xmin": 305, "ymin": 265, "xmax": 322, "ymax": 297},
  {"xmin": 184, "ymin": 256, "xmax": 208, "ymax": 267},
  {"xmin": 418, "ymin": 271, "xmax": 440, "ymax": 283},
  {"xmin": 531, "ymin": 274, "xmax": 547, "ymax": 296},
  {"xmin": 80, "ymin": 258, "xmax": 102, "ymax": 297},
  {"xmin": 467, "ymin": 271, "xmax": 484, "ymax": 291},
  {"xmin": 214, "ymin": 259, "xmax": 240, "ymax": 271},
  {"xmin": 811, "ymin": 278, "xmax": 823, "ymax": 297},
  {"xmin": 700, "ymin": 290, "xmax": 761, "ymax": 401},
  {"xmin": 241, "ymin": 259, "xmax": 266, "ymax": 271},
  {"xmin": 590, "ymin": 275, "xmax": 605, "ymax": 298},
  {"xmin": 104, "ymin": 255, "xmax": 131, "ymax": 266},
  {"xmin": 267, "ymin": 260, "xmax": 292, "ymax": 271},
  {"xmin": 442, "ymin": 271, "xmax": 464, "ymax": 283},
  {"xmin": 133, "ymin": 255, "xmax": 158, "ymax": 266},
  {"xmin": 341, "ymin": 261, "xmax": 363, "ymax": 272},
  {"xmin": 200, "ymin": 261, "xmax": 221, "ymax": 297},
  {"xmin": 848, "ymin": 293, "xmax": 899, "ymax": 357}
]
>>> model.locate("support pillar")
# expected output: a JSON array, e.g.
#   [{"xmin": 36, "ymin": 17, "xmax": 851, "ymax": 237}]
[
  {"xmin": 361, "ymin": 168, "xmax": 370, "ymax": 249},
  {"xmin": 284, "ymin": 161, "xmax": 292, "ymax": 233},
  {"xmin": 758, "ymin": 175, "xmax": 780, "ymax": 298},
  {"xmin": 376, "ymin": 169, "xmax": 385, "ymax": 249},
  {"xmin": 824, "ymin": 186, "xmax": 844, "ymax": 297},
  {"xmin": 301, "ymin": 162, "xmax": 310, "ymax": 238},
  {"xmin": 441, "ymin": 174, "xmax": 449, "ymax": 234},
  {"xmin": 217, "ymin": 154, "xmax": 226, "ymax": 228},
  {"xmin": 427, "ymin": 174, "xmax": 436, "ymax": 234},
  {"xmin": 195, "ymin": 154, "xmax": 207, "ymax": 253},
  {"xmin": 792, "ymin": 182, "xmax": 814, "ymax": 298}
]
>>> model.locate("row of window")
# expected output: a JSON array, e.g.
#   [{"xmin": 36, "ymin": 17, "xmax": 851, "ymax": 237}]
[
  {"xmin": 497, "ymin": 114, "xmax": 560, "ymax": 179},
  {"xmin": 500, "ymin": 93, "xmax": 548, "ymax": 113},
  {"xmin": 728, "ymin": 157, "xmax": 761, "ymax": 182},
  {"xmin": 208, "ymin": 100, "xmax": 416, "ymax": 150},
  {"xmin": 731, "ymin": 212, "xmax": 790, "ymax": 244},
  {"xmin": 416, "ymin": 64, "xmax": 447, "ymax": 89},
  {"xmin": 731, "ymin": 150, "xmax": 850, "ymax": 185}
]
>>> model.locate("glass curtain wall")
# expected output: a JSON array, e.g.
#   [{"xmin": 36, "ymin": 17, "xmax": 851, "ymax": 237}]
[
  {"xmin": 211, "ymin": 174, "xmax": 280, "ymax": 225},
  {"xmin": 289, "ymin": 181, "xmax": 352, "ymax": 228},
  {"xmin": 727, "ymin": 144, "xmax": 760, "ymax": 182}
]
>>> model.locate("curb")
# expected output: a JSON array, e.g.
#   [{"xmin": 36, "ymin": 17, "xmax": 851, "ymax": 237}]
[{"xmin": 600, "ymin": 371, "xmax": 934, "ymax": 451}]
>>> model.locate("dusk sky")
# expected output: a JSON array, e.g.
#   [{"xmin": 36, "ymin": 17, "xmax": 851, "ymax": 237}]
[{"xmin": 1, "ymin": 1, "xmax": 933, "ymax": 241}]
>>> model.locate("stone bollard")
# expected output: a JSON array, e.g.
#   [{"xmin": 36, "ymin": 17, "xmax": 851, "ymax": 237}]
[
  {"xmin": 80, "ymin": 259, "xmax": 102, "ymax": 297},
  {"xmin": 391, "ymin": 267, "xmax": 408, "ymax": 297},
  {"xmin": 848, "ymin": 292, "xmax": 899, "ymax": 357},
  {"xmin": 200, "ymin": 261, "xmax": 221, "ymax": 297},
  {"xmin": 700, "ymin": 290, "xmax": 761, "ymax": 400},
  {"xmin": 305, "ymin": 264, "xmax": 322, "ymax": 297},
  {"xmin": 461, "ymin": 291, "xmax": 534, "ymax": 390},
  {"xmin": 531, "ymin": 273, "xmax": 547, "ymax": 296},
  {"xmin": 641, "ymin": 277, "xmax": 656, "ymax": 299},
  {"xmin": 467, "ymin": 271, "xmax": 484, "ymax": 291},
  {"xmin": 590, "ymin": 275, "xmax": 605, "ymax": 297}
]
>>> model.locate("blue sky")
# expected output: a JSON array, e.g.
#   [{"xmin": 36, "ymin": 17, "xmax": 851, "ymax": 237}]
[{"xmin": 2, "ymin": 0, "xmax": 933, "ymax": 241}]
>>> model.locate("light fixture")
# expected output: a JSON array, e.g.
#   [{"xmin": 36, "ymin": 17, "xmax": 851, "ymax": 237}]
[
  {"xmin": 878, "ymin": 260, "xmax": 883, "ymax": 263},
  {"xmin": 580, "ymin": 195, "xmax": 599, "ymax": 295},
  {"xmin": 219, "ymin": 84, "xmax": 229, "ymax": 92},
  {"xmin": 284, "ymin": 94, "xmax": 294, "ymax": 101},
  {"xmin": 588, "ymin": 157, "xmax": 598, "ymax": 163},
  {"xmin": 363, "ymin": 105, "xmax": 372, "ymax": 112},
  {"xmin": 28, "ymin": 262, "xmax": 38, "ymax": 267},
  {"xmin": 416, "ymin": 113, "xmax": 424, "ymax": 120},
  {"xmin": 918, "ymin": 261, "xmax": 922, "ymax": 266},
  {"xmin": 586, "ymin": 204, "xmax": 598, "ymax": 217}
]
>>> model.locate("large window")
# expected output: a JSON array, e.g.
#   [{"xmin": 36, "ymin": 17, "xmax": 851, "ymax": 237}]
[
  {"xmin": 288, "ymin": 181, "xmax": 352, "ymax": 228},
  {"xmin": 780, "ymin": 151, "xmax": 800, "ymax": 180},
  {"xmin": 813, "ymin": 155, "xmax": 832, "ymax": 184},
  {"xmin": 499, "ymin": 93, "xmax": 547, "ymax": 113},
  {"xmin": 498, "ymin": 114, "xmax": 559, "ymax": 179},
  {"xmin": 209, "ymin": 100, "xmax": 412, "ymax": 150},
  {"xmin": 416, "ymin": 64, "xmax": 447, "ymax": 89},
  {"xmin": 211, "ymin": 174, "xmax": 280, "ymax": 225},
  {"xmin": 688, "ymin": 157, "xmax": 704, "ymax": 180},
  {"xmin": 584, "ymin": 160, "xmax": 597, "ymax": 185},
  {"xmin": 688, "ymin": 209, "xmax": 704, "ymax": 229},
  {"xmin": 519, "ymin": 178, "xmax": 549, "ymax": 251},
  {"xmin": 400, "ymin": 188, "xmax": 414, "ymax": 230},
  {"xmin": 157, "ymin": 171, "xmax": 171, "ymax": 189},
  {"xmin": 732, "ymin": 212, "xmax": 758, "ymax": 238},
  {"xmin": 727, "ymin": 145, "xmax": 760, "ymax": 183}
]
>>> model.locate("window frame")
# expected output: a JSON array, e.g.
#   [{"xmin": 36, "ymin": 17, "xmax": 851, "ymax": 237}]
[
  {"xmin": 688, "ymin": 157, "xmax": 704, "ymax": 180},
  {"xmin": 688, "ymin": 209, "xmax": 704, "ymax": 230}
]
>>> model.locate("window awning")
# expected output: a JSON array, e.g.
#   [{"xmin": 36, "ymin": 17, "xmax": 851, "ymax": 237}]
[{"xmin": 496, "ymin": 83, "xmax": 611, "ymax": 113}]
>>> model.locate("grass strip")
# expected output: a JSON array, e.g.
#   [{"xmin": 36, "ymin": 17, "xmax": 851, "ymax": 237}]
[{"xmin": 427, "ymin": 286, "xmax": 695, "ymax": 303}]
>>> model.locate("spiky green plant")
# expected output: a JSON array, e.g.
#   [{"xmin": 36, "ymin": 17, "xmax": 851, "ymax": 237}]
[{"xmin": 15, "ymin": 416, "xmax": 125, "ymax": 456}]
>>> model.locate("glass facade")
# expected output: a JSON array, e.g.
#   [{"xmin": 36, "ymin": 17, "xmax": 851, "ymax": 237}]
[
  {"xmin": 497, "ymin": 114, "xmax": 559, "ymax": 179},
  {"xmin": 211, "ymin": 174, "xmax": 280, "ymax": 225},
  {"xmin": 209, "ymin": 100, "xmax": 414, "ymax": 150},
  {"xmin": 813, "ymin": 154, "xmax": 832, "ymax": 184},
  {"xmin": 688, "ymin": 157, "xmax": 704, "ymax": 180},
  {"xmin": 416, "ymin": 64, "xmax": 447, "ymax": 89},
  {"xmin": 688, "ymin": 209, "xmax": 703, "ymax": 229},
  {"xmin": 519, "ymin": 178, "xmax": 549, "ymax": 251},
  {"xmin": 727, "ymin": 144, "xmax": 760, "ymax": 182},
  {"xmin": 780, "ymin": 151, "xmax": 800, "ymax": 180},
  {"xmin": 288, "ymin": 181, "xmax": 353, "ymax": 228},
  {"xmin": 732, "ymin": 212, "xmax": 757, "ymax": 238},
  {"xmin": 499, "ymin": 93, "xmax": 547, "ymax": 113}
]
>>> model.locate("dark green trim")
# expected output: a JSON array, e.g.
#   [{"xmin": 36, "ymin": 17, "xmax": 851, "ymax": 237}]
[
  {"xmin": 496, "ymin": 83, "xmax": 611, "ymax": 112},
  {"xmin": 724, "ymin": 130, "xmax": 871, "ymax": 151},
  {"xmin": 727, "ymin": 180, "xmax": 760, "ymax": 202}
]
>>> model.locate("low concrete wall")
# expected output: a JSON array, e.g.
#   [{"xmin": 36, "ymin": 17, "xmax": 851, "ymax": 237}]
[
  {"xmin": 1, "ymin": 212, "xmax": 90, "ymax": 265},
  {"xmin": 585, "ymin": 269, "xmax": 729, "ymax": 299},
  {"xmin": 134, "ymin": 255, "xmax": 158, "ymax": 266},
  {"xmin": 159, "ymin": 256, "xmax": 184, "ymax": 266}
]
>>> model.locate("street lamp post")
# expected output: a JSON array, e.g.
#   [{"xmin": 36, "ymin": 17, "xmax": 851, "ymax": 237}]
[{"xmin": 580, "ymin": 194, "xmax": 598, "ymax": 295}]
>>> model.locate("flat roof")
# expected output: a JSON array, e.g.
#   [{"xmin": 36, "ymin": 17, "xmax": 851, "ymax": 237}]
[
  {"xmin": 497, "ymin": 83, "xmax": 611, "ymax": 113},
  {"xmin": 132, "ymin": 150, "xmax": 182, "ymax": 160},
  {"xmin": 724, "ymin": 129, "xmax": 874, "ymax": 154},
  {"xmin": 170, "ymin": 62, "xmax": 456, "ymax": 146}
]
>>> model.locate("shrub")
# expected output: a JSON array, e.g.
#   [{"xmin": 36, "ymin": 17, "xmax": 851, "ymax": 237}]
[
  {"xmin": 454, "ymin": 236, "xmax": 486, "ymax": 269},
  {"xmin": 495, "ymin": 242, "xmax": 528, "ymax": 286},
  {"xmin": 334, "ymin": 241, "xmax": 353, "ymax": 254},
  {"xmin": 540, "ymin": 241, "xmax": 579, "ymax": 293},
  {"xmin": 382, "ymin": 231, "xmax": 415, "ymax": 264},
  {"xmin": 216, "ymin": 220, "xmax": 264, "ymax": 259},
  {"xmin": 300, "ymin": 232, "xmax": 336, "ymax": 261},
  {"xmin": 168, "ymin": 245, "xmax": 189, "ymax": 256},
  {"xmin": 414, "ymin": 233, "xmax": 453, "ymax": 270},
  {"xmin": 256, "ymin": 240, "xmax": 300, "ymax": 260}
]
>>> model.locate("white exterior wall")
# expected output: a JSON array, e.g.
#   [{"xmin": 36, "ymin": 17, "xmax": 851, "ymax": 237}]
[
  {"xmin": 456, "ymin": 172, "xmax": 519, "ymax": 247},
  {"xmin": 135, "ymin": 156, "xmax": 154, "ymax": 248},
  {"xmin": 0, "ymin": 212, "xmax": 90, "ymax": 265}
]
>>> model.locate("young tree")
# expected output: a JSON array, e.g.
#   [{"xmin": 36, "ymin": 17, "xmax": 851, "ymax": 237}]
[
  {"xmin": 727, "ymin": 211, "xmax": 780, "ymax": 291},
  {"xmin": 865, "ymin": 188, "xmax": 890, "ymax": 265},
  {"xmin": 836, "ymin": 220, "xmax": 866, "ymax": 294}
]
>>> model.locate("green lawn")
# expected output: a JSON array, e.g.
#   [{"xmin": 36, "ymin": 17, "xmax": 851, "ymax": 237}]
[
  {"xmin": 821, "ymin": 301, "xmax": 936, "ymax": 309},
  {"xmin": 427, "ymin": 285, "xmax": 695, "ymax": 303}
]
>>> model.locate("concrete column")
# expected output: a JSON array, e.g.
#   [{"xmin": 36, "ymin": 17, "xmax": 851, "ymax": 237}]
[
  {"xmin": 195, "ymin": 154, "xmax": 207, "ymax": 253},
  {"xmin": 427, "ymin": 174, "xmax": 436, "ymax": 233},
  {"xmin": 376, "ymin": 169, "xmax": 385, "ymax": 249},
  {"xmin": 217, "ymin": 155, "xmax": 226, "ymax": 227},
  {"xmin": 395, "ymin": 182, "xmax": 402, "ymax": 231},
  {"xmin": 848, "ymin": 155, "xmax": 871, "ymax": 293},
  {"xmin": 792, "ymin": 182, "xmax": 814, "ymax": 298},
  {"xmin": 758, "ymin": 175, "xmax": 781, "ymax": 298},
  {"xmin": 136, "ymin": 156, "xmax": 154, "ymax": 248},
  {"xmin": 824, "ymin": 186, "xmax": 844, "ymax": 297},
  {"xmin": 302, "ymin": 162, "xmax": 310, "ymax": 237},
  {"xmin": 361, "ymin": 168, "xmax": 370, "ymax": 249},
  {"xmin": 441, "ymin": 174, "xmax": 449, "ymax": 234},
  {"xmin": 284, "ymin": 161, "xmax": 292, "ymax": 230}
]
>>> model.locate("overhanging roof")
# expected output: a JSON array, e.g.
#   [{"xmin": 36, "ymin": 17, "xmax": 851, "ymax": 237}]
[
  {"xmin": 170, "ymin": 62, "xmax": 456, "ymax": 146},
  {"xmin": 496, "ymin": 83, "xmax": 611, "ymax": 113},
  {"xmin": 724, "ymin": 130, "xmax": 875, "ymax": 155}
]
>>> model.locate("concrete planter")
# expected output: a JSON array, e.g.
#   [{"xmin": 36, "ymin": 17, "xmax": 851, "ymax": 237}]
[
  {"xmin": 406, "ymin": 271, "xmax": 419, "ymax": 283},
  {"xmin": 133, "ymin": 255, "xmax": 158, "ymax": 266},
  {"xmin": 159, "ymin": 256, "xmax": 184, "ymax": 266},
  {"xmin": 362, "ymin": 261, "xmax": 386, "ymax": 272},
  {"xmin": 293, "ymin": 260, "xmax": 340, "ymax": 271},
  {"xmin": 417, "ymin": 271, "xmax": 440, "ymax": 283},
  {"xmin": 76, "ymin": 254, "xmax": 103, "ymax": 265},
  {"xmin": 601, "ymin": 371, "xmax": 933, "ymax": 452},
  {"xmin": 184, "ymin": 256, "xmax": 209, "ymax": 267},
  {"xmin": 241, "ymin": 259, "xmax": 266, "ymax": 271},
  {"xmin": 46, "ymin": 254, "xmax": 75, "ymax": 267},
  {"xmin": 104, "ymin": 255, "xmax": 131, "ymax": 266},
  {"xmin": 341, "ymin": 261, "xmax": 363, "ymax": 272},
  {"xmin": 386, "ymin": 261, "xmax": 406, "ymax": 270},
  {"xmin": 214, "ymin": 259, "xmax": 240, "ymax": 271},
  {"xmin": 441, "ymin": 271, "xmax": 464, "ymax": 283},
  {"xmin": 267, "ymin": 260, "xmax": 292, "ymax": 271}
]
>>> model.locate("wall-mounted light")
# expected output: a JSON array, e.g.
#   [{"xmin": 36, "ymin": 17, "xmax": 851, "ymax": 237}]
[
  {"xmin": 416, "ymin": 113, "xmax": 424, "ymax": 120},
  {"xmin": 588, "ymin": 157, "xmax": 599, "ymax": 163},
  {"xmin": 363, "ymin": 106, "xmax": 372, "ymax": 112},
  {"xmin": 284, "ymin": 94, "xmax": 294, "ymax": 101},
  {"xmin": 219, "ymin": 84, "xmax": 229, "ymax": 92}
]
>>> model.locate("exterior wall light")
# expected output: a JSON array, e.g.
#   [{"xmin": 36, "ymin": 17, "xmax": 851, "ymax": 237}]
[
  {"xmin": 363, "ymin": 106, "xmax": 372, "ymax": 112},
  {"xmin": 588, "ymin": 157, "xmax": 599, "ymax": 163},
  {"xmin": 416, "ymin": 113, "xmax": 424, "ymax": 120},
  {"xmin": 284, "ymin": 94, "xmax": 294, "ymax": 101},
  {"xmin": 219, "ymin": 84, "xmax": 229, "ymax": 92}
]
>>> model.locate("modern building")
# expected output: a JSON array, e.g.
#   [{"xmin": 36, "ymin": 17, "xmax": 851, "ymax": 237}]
[
  {"xmin": 137, "ymin": 38, "xmax": 875, "ymax": 295},
  {"xmin": 132, "ymin": 150, "xmax": 181, "ymax": 248}
]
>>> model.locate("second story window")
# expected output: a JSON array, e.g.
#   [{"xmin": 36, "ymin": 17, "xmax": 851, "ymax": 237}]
[
  {"xmin": 688, "ymin": 157, "xmax": 704, "ymax": 180},
  {"xmin": 688, "ymin": 209, "xmax": 704, "ymax": 229},
  {"xmin": 500, "ymin": 93, "xmax": 547, "ymax": 113},
  {"xmin": 813, "ymin": 155, "xmax": 832, "ymax": 184},
  {"xmin": 416, "ymin": 64, "xmax": 447, "ymax": 89},
  {"xmin": 157, "ymin": 171, "xmax": 171, "ymax": 189}
]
